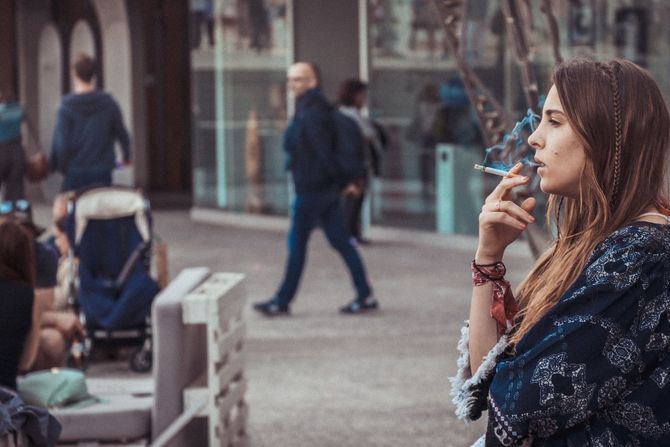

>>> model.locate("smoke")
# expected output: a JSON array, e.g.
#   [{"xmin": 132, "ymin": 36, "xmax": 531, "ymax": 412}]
[{"xmin": 482, "ymin": 109, "xmax": 540, "ymax": 174}]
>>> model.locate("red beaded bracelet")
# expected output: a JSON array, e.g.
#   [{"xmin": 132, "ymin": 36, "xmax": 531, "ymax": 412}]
[
  {"xmin": 472, "ymin": 260, "xmax": 506, "ymax": 284},
  {"xmin": 471, "ymin": 260, "xmax": 518, "ymax": 336}
]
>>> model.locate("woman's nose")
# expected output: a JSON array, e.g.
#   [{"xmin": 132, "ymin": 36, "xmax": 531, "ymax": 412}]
[{"xmin": 527, "ymin": 128, "xmax": 542, "ymax": 150}]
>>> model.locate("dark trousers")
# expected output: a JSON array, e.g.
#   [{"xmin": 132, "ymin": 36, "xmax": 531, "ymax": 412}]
[
  {"xmin": 190, "ymin": 11, "xmax": 214, "ymax": 49},
  {"xmin": 0, "ymin": 139, "xmax": 25, "ymax": 200},
  {"xmin": 62, "ymin": 167, "xmax": 112, "ymax": 192},
  {"xmin": 342, "ymin": 182, "xmax": 366, "ymax": 240},
  {"xmin": 275, "ymin": 191, "xmax": 371, "ymax": 306}
]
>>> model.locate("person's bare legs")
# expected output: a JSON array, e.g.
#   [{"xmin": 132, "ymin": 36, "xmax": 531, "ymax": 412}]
[{"xmin": 32, "ymin": 328, "xmax": 66, "ymax": 370}]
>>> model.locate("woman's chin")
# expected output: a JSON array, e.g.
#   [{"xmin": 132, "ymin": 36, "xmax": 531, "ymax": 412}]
[
  {"xmin": 540, "ymin": 182, "xmax": 574, "ymax": 198},
  {"xmin": 539, "ymin": 180, "xmax": 551, "ymax": 194}
]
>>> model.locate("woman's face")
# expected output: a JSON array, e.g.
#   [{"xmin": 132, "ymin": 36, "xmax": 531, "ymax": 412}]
[
  {"xmin": 528, "ymin": 85, "xmax": 587, "ymax": 199},
  {"xmin": 354, "ymin": 90, "xmax": 367, "ymax": 109}
]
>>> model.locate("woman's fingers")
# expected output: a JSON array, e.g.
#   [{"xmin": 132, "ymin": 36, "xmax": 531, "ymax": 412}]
[
  {"xmin": 482, "ymin": 199, "xmax": 535, "ymax": 225},
  {"xmin": 480, "ymin": 207, "xmax": 528, "ymax": 230},
  {"xmin": 520, "ymin": 197, "xmax": 536, "ymax": 214},
  {"xmin": 508, "ymin": 161, "xmax": 525, "ymax": 175},
  {"xmin": 489, "ymin": 174, "xmax": 531, "ymax": 201},
  {"xmin": 489, "ymin": 163, "xmax": 530, "ymax": 199}
]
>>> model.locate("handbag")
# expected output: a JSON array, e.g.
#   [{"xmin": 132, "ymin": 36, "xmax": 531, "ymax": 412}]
[
  {"xmin": 17, "ymin": 368, "xmax": 100, "ymax": 409},
  {"xmin": 24, "ymin": 151, "xmax": 48, "ymax": 182}
]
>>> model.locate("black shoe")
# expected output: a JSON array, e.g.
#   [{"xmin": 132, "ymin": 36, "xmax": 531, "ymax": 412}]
[
  {"xmin": 253, "ymin": 300, "xmax": 290, "ymax": 317},
  {"xmin": 339, "ymin": 296, "xmax": 379, "ymax": 314}
]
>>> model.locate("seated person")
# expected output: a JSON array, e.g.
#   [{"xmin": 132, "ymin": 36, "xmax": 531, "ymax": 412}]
[
  {"xmin": 0, "ymin": 219, "xmax": 35, "ymax": 389},
  {"xmin": 51, "ymin": 193, "xmax": 75, "ymax": 311},
  {"xmin": 0, "ymin": 200, "xmax": 83, "ymax": 372}
]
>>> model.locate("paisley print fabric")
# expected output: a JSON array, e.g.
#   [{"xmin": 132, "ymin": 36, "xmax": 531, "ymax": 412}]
[{"xmin": 453, "ymin": 223, "xmax": 670, "ymax": 446}]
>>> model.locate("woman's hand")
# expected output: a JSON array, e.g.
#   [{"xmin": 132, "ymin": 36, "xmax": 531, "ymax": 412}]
[{"xmin": 476, "ymin": 163, "xmax": 536, "ymax": 263}]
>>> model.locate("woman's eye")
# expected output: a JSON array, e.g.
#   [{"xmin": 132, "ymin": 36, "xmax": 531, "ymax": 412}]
[{"xmin": 549, "ymin": 119, "xmax": 561, "ymax": 126}]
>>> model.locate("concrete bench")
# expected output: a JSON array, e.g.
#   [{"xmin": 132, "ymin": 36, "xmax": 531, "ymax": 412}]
[{"xmin": 53, "ymin": 267, "xmax": 248, "ymax": 446}]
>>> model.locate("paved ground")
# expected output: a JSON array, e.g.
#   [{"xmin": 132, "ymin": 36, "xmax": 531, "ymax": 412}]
[{"xmin": 35, "ymin": 206, "xmax": 534, "ymax": 447}]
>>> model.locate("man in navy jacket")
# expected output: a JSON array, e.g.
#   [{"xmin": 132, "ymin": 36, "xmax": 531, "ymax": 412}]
[
  {"xmin": 253, "ymin": 62, "xmax": 377, "ymax": 316},
  {"xmin": 49, "ymin": 53, "xmax": 131, "ymax": 191}
]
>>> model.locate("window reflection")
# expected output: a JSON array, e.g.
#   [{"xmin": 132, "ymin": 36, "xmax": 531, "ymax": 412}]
[
  {"xmin": 187, "ymin": 0, "xmax": 670, "ymax": 233},
  {"xmin": 368, "ymin": 0, "xmax": 493, "ymax": 230},
  {"xmin": 190, "ymin": 0, "xmax": 289, "ymax": 213}
]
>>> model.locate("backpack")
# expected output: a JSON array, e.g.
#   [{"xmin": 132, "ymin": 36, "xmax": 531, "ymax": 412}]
[
  {"xmin": 0, "ymin": 102, "xmax": 24, "ymax": 143},
  {"xmin": 332, "ymin": 109, "xmax": 366, "ymax": 181}
]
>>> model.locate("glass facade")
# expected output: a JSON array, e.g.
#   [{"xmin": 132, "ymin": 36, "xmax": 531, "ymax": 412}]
[
  {"xmin": 367, "ymin": 0, "xmax": 498, "ymax": 231},
  {"xmin": 191, "ymin": 0, "xmax": 291, "ymax": 214},
  {"xmin": 191, "ymin": 0, "xmax": 670, "ymax": 233}
]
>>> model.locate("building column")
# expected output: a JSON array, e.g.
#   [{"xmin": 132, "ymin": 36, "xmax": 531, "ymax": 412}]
[
  {"xmin": 292, "ymin": 0, "xmax": 360, "ymax": 101},
  {"xmin": 0, "ymin": 1, "xmax": 16, "ymax": 97}
]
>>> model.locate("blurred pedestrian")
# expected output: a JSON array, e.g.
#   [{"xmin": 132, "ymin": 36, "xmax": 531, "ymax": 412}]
[
  {"xmin": 0, "ymin": 219, "xmax": 35, "ymax": 389},
  {"xmin": 49, "ymin": 53, "xmax": 131, "ymax": 192},
  {"xmin": 0, "ymin": 88, "xmax": 26, "ymax": 200},
  {"xmin": 248, "ymin": 0, "xmax": 271, "ymax": 52},
  {"xmin": 1, "ymin": 200, "xmax": 84, "ymax": 372},
  {"xmin": 253, "ymin": 62, "xmax": 377, "ymax": 316},
  {"xmin": 337, "ymin": 79, "xmax": 384, "ymax": 245},
  {"xmin": 454, "ymin": 58, "xmax": 670, "ymax": 445},
  {"xmin": 406, "ymin": 83, "xmax": 441, "ymax": 199},
  {"xmin": 433, "ymin": 78, "xmax": 483, "ymax": 151},
  {"xmin": 190, "ymin": 0, "xmax": 215, "ymax": 49}
]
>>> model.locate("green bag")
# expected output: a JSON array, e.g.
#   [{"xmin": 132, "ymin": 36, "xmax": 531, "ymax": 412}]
[{"xmin": 17, "ymin": 368, "xmax": 101, "ymax": 409}]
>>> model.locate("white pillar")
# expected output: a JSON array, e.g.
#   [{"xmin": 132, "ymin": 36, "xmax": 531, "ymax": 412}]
[
  {"xmin": 91, "ymin": 0, "xmax": 134, "ymax": 186},
  {"xmin": 37, "ymin": 23, "xmax": 63, "ymax": 201},
  {"xmin": 70, "ymin": 20, "xmax": 96, "ymax": 59}
]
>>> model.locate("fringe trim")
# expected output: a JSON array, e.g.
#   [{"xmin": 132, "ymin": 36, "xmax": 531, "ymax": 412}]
[
  {"xmin": 471, "ymin": 435, "xmax": 485, "ymax": 447},
  {"xmin": 449, "ymin": 321, "xmax": 510, "ymax": 422}
]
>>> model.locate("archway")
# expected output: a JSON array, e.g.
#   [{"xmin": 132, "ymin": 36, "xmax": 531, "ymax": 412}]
[
  {"xmin": 70, "ymin": 19, "xmax": 96, "ymax": 59},
  {"xmin": 91, "ymin": 0, "xmax": 134, "ymax": 186},
  {"xmin": 37, "ymin": 23, "xmax": 63, "ymax": 200}
]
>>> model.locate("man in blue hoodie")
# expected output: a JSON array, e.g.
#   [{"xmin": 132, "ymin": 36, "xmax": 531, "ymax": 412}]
[
  {"xmin": 49, "ymin": 53, "xmax": 131, "ymax": 191},
  {"xmin": 253, "ymin": 62, "xmax": 377, "ymax": 316}
]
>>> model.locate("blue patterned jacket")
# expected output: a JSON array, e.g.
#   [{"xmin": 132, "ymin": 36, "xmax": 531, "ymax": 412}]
[{"xmin": 452, "ymin": 222, "xmax": 670, "ymax": 446}]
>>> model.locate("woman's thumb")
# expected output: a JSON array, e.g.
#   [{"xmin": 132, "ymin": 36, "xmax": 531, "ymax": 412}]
[{"xmin": 521, "ymin": 197, "xmax": 536, "ymax": 213}]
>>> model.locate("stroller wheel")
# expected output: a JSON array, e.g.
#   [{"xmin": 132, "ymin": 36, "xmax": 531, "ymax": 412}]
[{"xmin": 129, "ymin": 347, "xmax": 152, "ymax": 373}]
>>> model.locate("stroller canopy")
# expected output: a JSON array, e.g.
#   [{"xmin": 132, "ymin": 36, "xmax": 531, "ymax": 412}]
[{"xmin": 72, "ymin": 187, "xmax": 151, "ymax": 247}]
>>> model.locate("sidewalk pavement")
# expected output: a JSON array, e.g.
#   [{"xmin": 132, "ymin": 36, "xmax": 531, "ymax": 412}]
[{"xmin": 36, "ymin": 206, "xmax": 534, "ymax": 447}]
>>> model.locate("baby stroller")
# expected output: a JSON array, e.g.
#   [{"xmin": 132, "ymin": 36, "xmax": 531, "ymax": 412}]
[{"xmin": 66, "ymin": 186, "xmax": 160, "ymax": 372}]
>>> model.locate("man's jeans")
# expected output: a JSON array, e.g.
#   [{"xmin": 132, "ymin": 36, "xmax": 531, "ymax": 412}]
[{"xmin": 275, "ymin": 191, "xmax": 371, "ymax": 306}]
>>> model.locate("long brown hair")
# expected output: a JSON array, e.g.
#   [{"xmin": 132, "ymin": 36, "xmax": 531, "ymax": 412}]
[
  {"xmin": 0, "ymin": 220, "xmax": 35, "ymax": 287},
  {"xmin": 512, "ymin": 58, "xmax": 670, "ymax": 345}
]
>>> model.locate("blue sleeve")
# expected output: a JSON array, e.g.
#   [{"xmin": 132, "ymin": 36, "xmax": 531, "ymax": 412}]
[
  {"xmin": 49, "ymin": 106, "xmax": 70, "ymax": 173},
  {"xmin": 112, "ymin": 101, "xmax": 131, "ymax": 162},
  {"xmin": 34, "ymin": 242, "xmax": 59, "ymax": 289},
  {"xmin": 486, "ymin": 226, "xmax": 670, "ymax": 444}
]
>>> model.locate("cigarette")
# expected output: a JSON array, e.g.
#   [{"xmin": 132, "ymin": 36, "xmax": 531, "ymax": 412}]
[{"xmin": 473, "ymin": 164, "xmax": 520, "ymax": 178}]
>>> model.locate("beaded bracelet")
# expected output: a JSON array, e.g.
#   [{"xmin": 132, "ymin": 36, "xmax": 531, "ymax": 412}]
[
  {"xmin": 471, "ymin": 260, "xmax": 506, "ymax": 284},
  {"xmin": 471, "ymin": 260, "xmax": 518, "ymax": 336}
]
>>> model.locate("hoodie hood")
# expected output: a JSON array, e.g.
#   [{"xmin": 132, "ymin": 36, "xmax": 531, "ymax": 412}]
[{"xmin": 61, "ymin": 91, "xmax": 116, "ymax": 117}]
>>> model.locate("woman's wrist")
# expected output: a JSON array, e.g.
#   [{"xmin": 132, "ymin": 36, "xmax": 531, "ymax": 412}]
[{"xmin": 474, "ymin": 249, "xmax": 504, "ymax": 265}]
